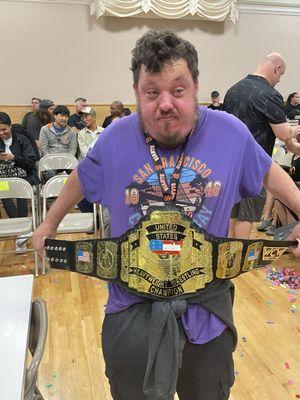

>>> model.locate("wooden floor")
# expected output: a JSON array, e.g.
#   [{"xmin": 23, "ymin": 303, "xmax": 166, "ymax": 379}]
[{"xmin": 0, "ymin": 228, "xmax": 299, "ymax": 400}]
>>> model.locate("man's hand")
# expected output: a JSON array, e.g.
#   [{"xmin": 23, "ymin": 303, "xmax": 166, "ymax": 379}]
[
  {"xmin": 288, "ymin": 222, "xmax": 300, "ymax": 258},
  {"xmin": 33, "ymin": 222, "xmax": 57, "ymax": 257},
  {"xmin": 284, "ymin": 137, "xmax": 300, "ymax": 154},
  {"xmin": 0, "ymin": 152, "xmax": 14, "ymax": 161}
]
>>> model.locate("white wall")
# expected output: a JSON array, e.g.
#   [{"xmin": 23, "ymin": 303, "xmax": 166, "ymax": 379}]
[{"xmin": 0, "ymin": 1, "xmax": 299, "ymax": 104}]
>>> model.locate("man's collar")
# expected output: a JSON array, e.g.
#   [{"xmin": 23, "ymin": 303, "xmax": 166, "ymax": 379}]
[
  {"xmin": 246, "ymin": 74, "xmax": 271, "ymax": 86},
  {"xmin": 85, "ymin": 125, "xmax": 101, "ymax": 133}
]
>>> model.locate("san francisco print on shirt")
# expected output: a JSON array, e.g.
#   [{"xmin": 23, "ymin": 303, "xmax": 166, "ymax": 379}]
[{"xmin": 124, "ymin": 154, "xmax": 221, "ymax": 230}]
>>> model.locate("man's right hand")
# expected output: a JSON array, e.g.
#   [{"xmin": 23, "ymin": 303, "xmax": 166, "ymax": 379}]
[{"xmin": 32, "ymin": 222, "xmax": 57, "ymax": 257}]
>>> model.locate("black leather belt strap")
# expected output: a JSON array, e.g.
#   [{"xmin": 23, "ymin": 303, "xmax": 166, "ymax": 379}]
[{"xmin": 45, "ymin": 206, "xmax": 298, "ymax": 300}]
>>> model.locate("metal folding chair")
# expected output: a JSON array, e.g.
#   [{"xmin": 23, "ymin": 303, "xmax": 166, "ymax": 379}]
[
  {"xmin": 24, "ymin": 299, "xmax": 48, "ymax": 400},
  {"xmin": 36, "ymin": 153, "xmax": 78, "ymax": 224},
  {"xmin": 0, "ymin": 178, "xmax": 39, "ymax": 276}
]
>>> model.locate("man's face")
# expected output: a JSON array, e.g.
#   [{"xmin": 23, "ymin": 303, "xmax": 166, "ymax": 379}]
[
  {"xmin": 211, "ymin": 95, "xmax": 220, "ymax": 104},
  {"xmin": 54, "ymin": 113, "xmax": 68, "ymax": 128},
  {"xmin": 75, "ymin": 101, "xmax": 87, "ymax": 113},
  {"xmin": 81, "ymin": 114, "xmax": 96, "ymax": 129},
  {"xmin": 134, "ymin": 59, "xmax": 199, "ymax": 148},
  {"xmin": 110, "ymin": 104, "xmax": 123, "ymax": 117},
  {"xmin": 0, "ymin": 124, "xmax": 12, "ymax": 140},
  {"xmin": 31, "ymin": 99, "xmax": 40, "ymax": 111}
]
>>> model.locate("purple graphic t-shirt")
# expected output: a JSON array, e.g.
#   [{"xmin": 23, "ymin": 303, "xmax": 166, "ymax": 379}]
[{"xmin": 77, "ymin": 106, "xmax": 272, "ymax": 344}]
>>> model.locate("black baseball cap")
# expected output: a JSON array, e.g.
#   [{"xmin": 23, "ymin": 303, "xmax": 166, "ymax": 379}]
[{"xmin": 211, "ymin": 90, "xmax": 220, "ymax": 98}]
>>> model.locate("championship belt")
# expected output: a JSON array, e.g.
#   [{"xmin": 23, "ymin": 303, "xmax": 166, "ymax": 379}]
[{"xmin": 45, "ymin": 206, "xmax": 298, "ymax": 300}]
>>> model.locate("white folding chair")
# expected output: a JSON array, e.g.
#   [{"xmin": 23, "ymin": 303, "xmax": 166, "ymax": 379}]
[
  {"xmin": 0, "ymin": 178, "xmax": 39, "ymax": 276},
  {"xmin": 42, "ymin": 174, "xmax": 97, "ymax": 273},
  {"xmin": 36, "ymin": 154, "xmax": 78, "ymax": 224},
  {"xmin": 38, "ymin": 154, "xmax": 78, "ymax": 179}
]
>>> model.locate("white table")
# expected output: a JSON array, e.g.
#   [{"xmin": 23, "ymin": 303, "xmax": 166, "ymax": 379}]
[{"xmin": 0, "ymin": 274, "xmax": 34, "ymax": 400}]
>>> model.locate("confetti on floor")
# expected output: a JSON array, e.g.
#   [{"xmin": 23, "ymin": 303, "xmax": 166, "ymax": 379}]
[
  {"xmin": 285, "ymin": 362, "xmax": 291, "ymax": 369},
  {"xmin": 267, "ymin": 320, "xmax": 275, "ymax": 324},
  {"xmin": 265, "ymin": 266, "xmax": 300, "ymax": 289},
  {"xmin": 288, "ymin": 379, "xmax": 294, "ymax": 385}
]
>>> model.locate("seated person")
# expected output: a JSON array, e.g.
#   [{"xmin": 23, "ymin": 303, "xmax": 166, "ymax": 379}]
[
  {"xmin": 77, "ymin": 107, "xmax": 104, "ymax": 159},
  {"xmin": 26, "ymin": 99, "xmax": 54, "ymax": 145},
  {"xmin": 40, "ymin": 105, "xmax": 77, "ymax": 157},
  {"xmin": 102, "ymin": 101, "xmax": 126, "ymax": 128},
  {"xmin": 77, "ymin": 107, "xmax": 109, "ymax": 235},
  {"xmin": 285, "ymin": 92, "xmax": 300, "ymax": 120},
  {"xmin": 40, "ymin": 105, "xmax": 77, "ymax": 181},
  {"xmin": 207, "ymin": 90, "xmax": 223, "ymax": 111},
  {"xmin": 68, "ymin": 97, "xmax": 87, "ymax": 133},
  {"xmin": 12, "ymin": 123, "xmax": 40, "ymax": 161},
  {"xmin": 0, "ymin": 112, "xmax": 39, "ymax": 253},
  {"xmin": 22, "ymin": 97, "xmax": 41, "ymax": 129},
  {"xmin": 269, "ymin": 154, "xmax": 300, "ymax": 233}
]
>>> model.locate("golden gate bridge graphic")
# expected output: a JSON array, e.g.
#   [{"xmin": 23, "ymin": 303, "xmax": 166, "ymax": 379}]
[{"xmin": 126, "ymin": 168, "xmax": 208, "ymax": 216}]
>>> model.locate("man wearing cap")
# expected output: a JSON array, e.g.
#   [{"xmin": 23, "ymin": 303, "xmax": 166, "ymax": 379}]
[
  {"xmin": 26, "ymin": 99, "xmax": 54, "ymax": 145},
  {"xmin": 207, "ymin": 91, "xmax": 223, "ymax": 111},
  {"xmin": 40, "ymin": 105, "xmax": 77, "ymax": 157},
  {"xmin": 77, "ymin": 107, "xmax": 104, "ymax": 160},
  {"xmin": 76, "ymin": 107, "xmax": 108, "ymax": 224}
]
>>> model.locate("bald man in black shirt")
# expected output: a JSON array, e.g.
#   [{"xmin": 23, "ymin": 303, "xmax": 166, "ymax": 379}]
[{"xmin": 223, "ymin": 53, "xmax": 300, "ymax": 239}]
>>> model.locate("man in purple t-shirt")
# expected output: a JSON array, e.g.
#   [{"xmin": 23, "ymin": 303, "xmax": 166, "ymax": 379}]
[{"xmin": 33, "ymin": 30, "xmax": 300, "ymax": 400}]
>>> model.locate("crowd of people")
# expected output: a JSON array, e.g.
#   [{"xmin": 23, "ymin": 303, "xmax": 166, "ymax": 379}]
[{"xmin": 0, "ymin": 99, "xmax": 130, "ymax": 252}]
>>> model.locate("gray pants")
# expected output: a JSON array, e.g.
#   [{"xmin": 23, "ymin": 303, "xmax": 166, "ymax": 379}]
[{"xmin": 102, "ymin": 303, "xmax": 235, "ymax": 400}]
